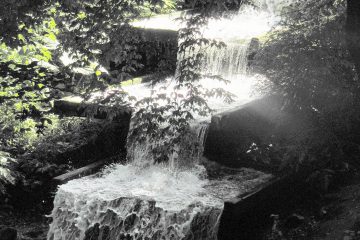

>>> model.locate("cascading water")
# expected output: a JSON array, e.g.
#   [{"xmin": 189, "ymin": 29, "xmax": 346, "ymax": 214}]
[
  {"xmin": 48, "ymin": 1, "xmax": 292, "ymax": 239},
  {"xmin": 126, "ymin": 124, "xmax": 207, "ymax": 169}
]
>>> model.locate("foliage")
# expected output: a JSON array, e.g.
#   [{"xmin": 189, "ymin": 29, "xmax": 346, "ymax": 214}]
[
  {"xmin": 253, "ymin": 0, "xmax": 360, "ymax": 171},
  {"xmin": 0, "ymin": 1, "xmax": 180, "ymax": 146},
  {"xmin": 15, "ymin": 117, "xmax": 100, "ymax": 182},
  {"xmin": 0, "ymin": 0, "xmax": 50, "ymax": 47},
  {"xmin": 27, "ymin": 117, "xmax": 103, "ymax": 163},
  {"xmin": 0, "ymin": 151, "xmax": 18, "ymax": 194},
  {"xmin": 0, "ymin": 15, "xmax": 70, "ymax": 153},
  {"xmin": 0, "ymin": 106, "xmax": 37, "ymax": 152},
  {"xmin": 3, "ymin": 117, "xmax": 121, "ymax": 212}
]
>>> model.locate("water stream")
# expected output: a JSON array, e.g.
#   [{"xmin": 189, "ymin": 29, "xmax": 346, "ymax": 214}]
[{"xmin": 47, "ymin": 1, "xmax": 292, "ymax": 239}]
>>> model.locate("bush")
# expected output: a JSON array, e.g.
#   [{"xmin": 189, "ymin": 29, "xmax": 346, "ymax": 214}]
[
  {"xmin": 253, "ymin": 0, "xmax": 360, "ymax": 172},
  {"xmin": 0, "ymin": 151, "xmax": 18, "ymax": 195}
]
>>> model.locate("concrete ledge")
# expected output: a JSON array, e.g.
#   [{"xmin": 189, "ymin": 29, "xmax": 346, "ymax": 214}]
[
  {"xmin": 53, "ymin": 99, "xmax": 132, "ymax": 121},
  {"xmin": 218, "ymin": 172, "xmax": 310, "ymax": 240},
  {"xmin": 204, "ymin": 95, "xmax": 309, "ymax": 172}
]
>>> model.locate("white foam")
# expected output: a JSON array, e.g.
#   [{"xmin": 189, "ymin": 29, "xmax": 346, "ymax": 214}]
[
  {"xmin": 57, "ymin": 164, "xmax": 271, "ymax": 212},
  {"xmin": 58, "ymin": 164, "xmax": 219, "ymax": 212}
]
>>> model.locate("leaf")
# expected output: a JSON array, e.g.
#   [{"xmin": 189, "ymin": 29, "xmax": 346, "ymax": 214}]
[
  {"xmin": 40, "ymin": 48, "xmax": 52, "ymax": 61},
  {"xmin": 77, "ymin": 12, "xmax": 87, "ymax": 20},
  {"xmin": 49, "ymin": 19, "xmax": 57, "ymax": 29},
  {"xmin": 46, "ymin": 32, "xmax": 57, "ymax": 41},
  {"xmin": 18, "ymin": 34, "xmax": 26, "ymax": 43},
  {"xmin": 95, "ymin": 70, "xmax": 102, "ymax": 76}
]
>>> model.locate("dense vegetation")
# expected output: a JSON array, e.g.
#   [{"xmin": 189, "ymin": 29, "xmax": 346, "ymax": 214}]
[
  {"xmin": 253, "ymin": 0, "xmax": 360, "ymax": 185},
  {"xmin": 0, "ymin": 0, "xmax": 185, "ymax": 210}
]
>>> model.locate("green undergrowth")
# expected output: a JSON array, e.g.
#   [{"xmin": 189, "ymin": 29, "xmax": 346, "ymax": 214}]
[{"xmin": 0, "ymin": 115, "xmax": 122, "ymax": 213}]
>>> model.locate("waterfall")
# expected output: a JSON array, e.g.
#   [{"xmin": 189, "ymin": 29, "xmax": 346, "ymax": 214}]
[
  {"xmin": 126, "ymin": 122, "xmax": 209, "ymax": 169},
  {"xmin": 200, "ymin": 42, "xmax": 251, "ymax": 79},
  {"xmin": 199, "ymin": 0, "xmax": 288, "ymax": 80},
  {"xmin": 48, "ymin": 1, "xmax": 292, "ymax": 239},
  {"xmin": 195, "ymin": 122, "xmax": 209, "ymax": 149}
]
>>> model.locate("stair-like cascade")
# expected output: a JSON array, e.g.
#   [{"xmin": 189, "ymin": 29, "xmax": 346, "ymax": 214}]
[{"xmin": 47, "ymin": 1, "xmax": 292, "ymax": 239}]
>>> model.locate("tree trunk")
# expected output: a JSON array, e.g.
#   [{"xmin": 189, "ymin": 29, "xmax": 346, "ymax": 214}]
[{"xmin": 346, "ymin": 0, "xmax": 360, "ymax": 76}]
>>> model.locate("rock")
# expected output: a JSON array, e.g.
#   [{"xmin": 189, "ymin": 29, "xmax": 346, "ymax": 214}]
[{"xmin": 0, "ymin": 226, "xmax": 17, "ymax": 240}]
